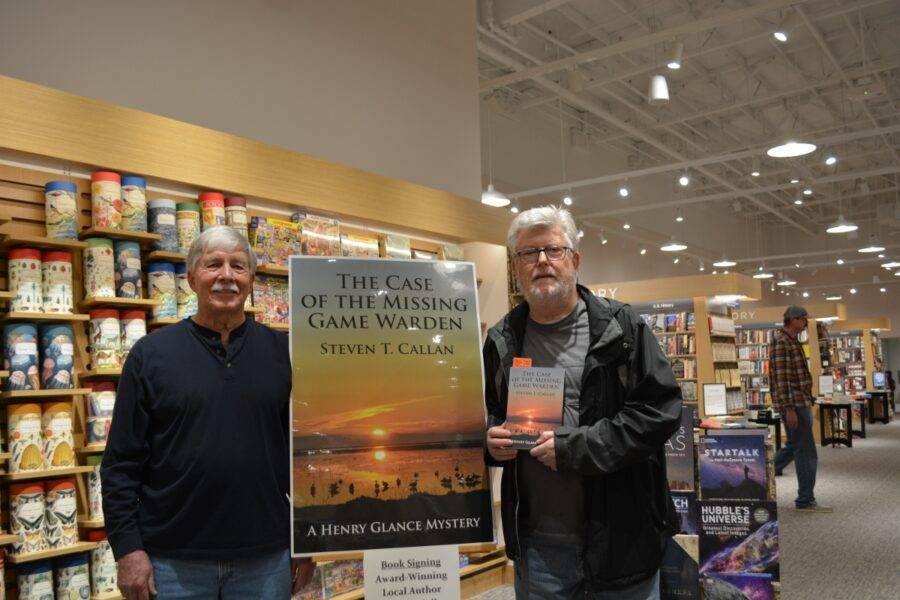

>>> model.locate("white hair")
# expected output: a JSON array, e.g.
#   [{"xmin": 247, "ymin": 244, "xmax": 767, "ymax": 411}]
[
  {"xmin": 187, "ymin": 226, "xmax": 256, "ymax": 274},
  {"xmin": 507, "ymin": 205, "xmax": 578, "ymax": 251}
]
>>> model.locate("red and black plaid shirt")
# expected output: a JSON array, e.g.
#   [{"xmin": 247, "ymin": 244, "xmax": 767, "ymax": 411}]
[{"xmin": 769, "ymin": 327, "xmax": 812, "ymax": 409}]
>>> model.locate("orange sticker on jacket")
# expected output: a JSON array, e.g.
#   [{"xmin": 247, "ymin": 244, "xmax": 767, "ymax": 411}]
[{"xmin": 512, "ymin": 357, "xmax": 532, "ymax": 367}]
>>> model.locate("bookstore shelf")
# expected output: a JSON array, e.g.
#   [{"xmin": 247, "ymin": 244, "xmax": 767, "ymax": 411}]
[
  {"xmin": 78, "ymin": 226, "xmax": 161, "ymax": 246},
  {"xmin": 6, "ymin": 541, "xmax": 99, "ymax": 564},
  {"xmin": 146, "ymin": 250, "xmax": 187, "ymax": 262},
  {"xmin": 0, "ymin": 233, "xmax": 88, "ymax": 251},
  {"xmin": 2, "ymin": 465, "xmax": 95, "ymax": 482},
  {"xmin": 0, "ymin": 311, "xmax": 90, "ymax": 323},
  {"xmin": 0, "ymin": 533, "xmax": 20, "ymax": 546},
  {"xmin": 2, "ymin": 388, "xmax": 91, "ymax": 401},
  {"xmin": 81, "ymin": 297, "xmax": 160, "ymax": 310},
  {"xmin": 78, "ymin": 517, "xmax": 105, "ymax": 529}
]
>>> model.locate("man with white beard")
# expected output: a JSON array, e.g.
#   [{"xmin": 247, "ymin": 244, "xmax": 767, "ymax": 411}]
[{"xmin": 482, "ymin": 206, "xmax": 682, "ymax": 599}]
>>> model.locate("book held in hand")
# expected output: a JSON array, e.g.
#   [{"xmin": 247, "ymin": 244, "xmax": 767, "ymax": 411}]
[{"xmin": 505, "ymin": 366, "xmax": 565, "ymax": 450}]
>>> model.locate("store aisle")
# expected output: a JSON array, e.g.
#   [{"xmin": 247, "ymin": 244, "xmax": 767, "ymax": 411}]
[{"xmin": 470, "ymin": 415, "xmax": 900, "ymax": 600}]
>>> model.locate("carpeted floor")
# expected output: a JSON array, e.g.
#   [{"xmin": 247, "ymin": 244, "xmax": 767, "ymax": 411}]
[{"xmin": 471, "ymin": 415, "xmax": 900, "ymax": 600}]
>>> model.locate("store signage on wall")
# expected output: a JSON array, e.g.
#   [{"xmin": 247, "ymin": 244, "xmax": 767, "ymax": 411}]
[
  {"xmin": 289, "ymin": 257, "xmax": 494, "ymax": 554},
  {"xmin": 363, "ymin": 545, "xmax": 460, "ymax": 600},
  {"xmin": 593, "ymin": 287, "xmax": 619, "ymax": 298}
]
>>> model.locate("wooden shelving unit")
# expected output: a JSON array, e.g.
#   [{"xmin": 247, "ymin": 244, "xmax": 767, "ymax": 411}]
[
  {"xmin": 81, "ymin": 296, "xmax": 160, "ymax": 310},
  {"xmin": 2, "ymin": 387, "xmax": 91, "ymax": 401},
  {"xmin": 0, "ymin": 233, "xmax": 88, "ymax": 252},
  {"xmin": 149, "ymin": 317, "xmax": 182, "ymax": 328},
  {"xmin": 146, "ymin": 250, "xmax": 187, "ymax": 262},
  {"xmin": 76, "ymin": 444, "xmax": 107, "ymax": 455},
  {"xmin": 91, "ymin": 593, "xmax": 124, "ymax": 600},
  {"xmin": 6, "ymin": 541, "xmax": 99, "ymax": 564},
  {"xmin": 257, "ymin": 263, "xmax": 289, "ymax": 277},
  {"xmin": 0, "ymin": 532, "xmax": 20, "ymax": 545},
  {"xmin": 263, "ymin": 322, "xmax": 290, "ymax": 332},
  {"xmin": 0, "ymin": 311, "xmax": 90, "ymax": 323},
  {"xmin": 79, "ymin": 226, "xmax": 161, "ymax": 247},
  {"xmin": 0, "ymin": 290, "xmax": 14, "ymax": 301},
  {"xmin": 80, "ymin": 367, "xmax": 122, "ymax": 379},
  {"xmin": 2, "ymin": 465, "xmax": 95, "ymax": 482},
  {"xmin": 78, "ymin": 517, "xmax": 105, "ymax": 529}
]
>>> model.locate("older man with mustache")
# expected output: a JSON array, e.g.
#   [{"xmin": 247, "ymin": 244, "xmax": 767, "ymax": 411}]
[
  {"xmin": 102, "ymin": 227, "xmax": 313, "ymax": 599},
  {"xmin": 483, "ymin": 206, "xmax": 682, "ymax": 599}
]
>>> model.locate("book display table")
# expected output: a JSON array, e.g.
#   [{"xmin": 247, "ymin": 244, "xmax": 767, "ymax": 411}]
[
  {"xmin": 866, "ymin": 391, "xmax": 891, "ymax": 425},
  {"xmin": 749, "ymin": 413, "xmax": 782, "ymax": 450},
  {"xmin": 817, "ymin": 400, "xmax": 866, "ymax": 447}
]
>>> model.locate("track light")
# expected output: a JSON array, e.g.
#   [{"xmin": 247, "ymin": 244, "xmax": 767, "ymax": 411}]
[
  {"xmin": 599, "ymin": 230, "xmax": 608, "ymax": 245},
  {"xmin": 673, "ymin": 257, "xmax": 680, "ymax": 264},
  {"xmin": 850, "ymin": 288, "xmax": 857, "ymax": 294},
  {"xmin": 577, "ymin": 229, "xmax": 585, "ymax": 239},
  {"xmin": 773, "ymin": 10, "xmax": 796, "ymax": 43},
  {"xmin": 699, "ymin": 262, "xmax": 705, "ymax": 272},
  {"xmin": 648, "ymin": 74, "xmax": 669, "ymax": 106},
  {"xmin": 794, "ymin": 197, "xmax": 803, "ymax": 205},
  {"xmin": 836, "ymin": 258, "xmax": 845, "ymax": 265},
  {"xmin": 789, "ymin": 173, "xmax": 801, "ymax": 184},
  {"xmin": 802, "ymin": 291, "xmax": 810, "ymax": 298},
  {"xmin": 666, "ymin": 42, "xmax": 683, "ymax": 70},
  {"xmin": 880, "ymin": 288, "xmax": 887, "ymax": 293},
  {"xmin": 751, "ymin": 157, "xmax": 760, "ymax": 177}
]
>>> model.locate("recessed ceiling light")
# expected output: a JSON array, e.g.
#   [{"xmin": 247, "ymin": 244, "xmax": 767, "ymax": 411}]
[
  {"xmin": 826, "ymin": 215, "xmax": 858, "ymax": 234},
  {"xmin": 826, "ymin": 295, "xmax": 842, "ymax": 300},
  {"xmin": 825, "ymin": 155, "xmax": 837, "ymax": 166},
  {"xmin": 751, "ymin": 157, "xmax": 761, "ymax": 177},
  {"xmin": 699, "ymin": 263, "xmax": 705, "ymax": 272},
  {"xmin": 859, "ymin": 235, "xmax": 886, "ymax": 253},
  {"xmin": 712, "ymin": 270, "xmax": 718, "ymax": 274},
  {"xmin": 675, "ymin": 208, "xmax": 684, "ymax": 222},
  {"xmin": 773, "ymin": 30, "xmax": 788, "ymax": 43},
  {"xmin": 673, "ymin": 257, "xmax": 680, "ymax": 264},
  {"xmin": 660, "ymin": 239, "xmax": 687, "ymax": 252},
  {"xmin": 481, "ymin": 184, "xmax": 510, "ymax": 207},
  {"xmin": 714, "ymin": 257, "xmax": 737, "ymax": 267},
  {"xmin": 878, "ymin": 254, "xmax": 885, "ymax": 258},
  {"xmin": 790, "ymin": 175, "xmax": 801, "ymax": 184},
  {"xmin": 563, "ymin": 195, "xmax": 573, "ymax": 206},
  {"xmin": 767, "ymin": 141, "xmax": 816, "ymax": 158}
]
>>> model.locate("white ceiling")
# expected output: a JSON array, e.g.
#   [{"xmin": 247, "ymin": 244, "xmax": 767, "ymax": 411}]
[{"xmin": 477, "ymin": 0, "xmax": 900, "ymax": 305}]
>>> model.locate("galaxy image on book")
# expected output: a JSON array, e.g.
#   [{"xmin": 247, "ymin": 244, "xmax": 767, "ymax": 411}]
[
  {"xmin": 699, "ymin": 500, "xmax": 779, "ymax": 581},
  {"xmin": 702, "ymin": 572, "xmax": 773, "ymax": 600},
  {"xmin": 699, "ymin": 433, "xmax": 766, "ymax": 500}
]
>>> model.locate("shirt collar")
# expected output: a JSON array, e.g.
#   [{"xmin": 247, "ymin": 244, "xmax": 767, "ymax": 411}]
[{"xmin": 189, "ymin": 316, "xmax": 250, "ymax": 343}]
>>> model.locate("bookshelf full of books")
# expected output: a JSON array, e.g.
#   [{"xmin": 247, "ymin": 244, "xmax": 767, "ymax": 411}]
[
  {"xmin": 825, "ymin": 331, "xmax": 866, "ymax": 392},
  {"xmin": 638, "ymin": 305, "xmax": 698, "ymax": 403},
  {"xmin": 737, "ymin": 328, "xmax": 772, "ymax": 407},
  {"xmin": 705, "ymin": 303, "xmax": 746, "ymax": 417}
]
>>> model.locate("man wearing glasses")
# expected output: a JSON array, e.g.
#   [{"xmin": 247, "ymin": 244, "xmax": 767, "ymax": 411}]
[{"xmin": 482, "ymin": 206, "xmax": 682, "ymax": 599}]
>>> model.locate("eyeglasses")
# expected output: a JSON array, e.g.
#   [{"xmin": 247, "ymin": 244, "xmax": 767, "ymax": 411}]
[{"xmin": 514, "ymin": 245, "xmax": 572, "ymax": 264}]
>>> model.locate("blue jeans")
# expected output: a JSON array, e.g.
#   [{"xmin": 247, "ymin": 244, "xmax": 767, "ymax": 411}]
[
  {"xmin": 774, "ymin": 405, "xmax": 818, "ymax": 507},
  {"xmin": 514, "ymin": 537, "xmax": 660, "ymax": 600},
  {"xmin": 151, "ymin": 549, "xmax": 290, "ymax": 599}
]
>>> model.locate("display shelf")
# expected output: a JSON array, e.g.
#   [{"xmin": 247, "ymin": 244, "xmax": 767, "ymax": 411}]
[
  {"xmin": 671, "ymin": 354, "xmax": 696, "ymax": 358},
  {"xmin": 81, "ymin": 297, "xmax": 160, "ymax": 310},
  {"xmin": 3, "ymin": 466, "xmax": 95, "ymax": 482},
  {"xmin": 0, "ymin": 311, "xmax": 90, "ymax": 323},
  {"xmin": 262, "ymin": 322, "xmax": 290, "ymax": 332},
  {"xmin": 91, "ymin": 593, "xmax": 124, "ymax": 600},
  {"xmin": 0, "ymin": 533, "xmax": 20, "ymax": 546},
  {"xmin": 149, "ymin": 317, "xmax": 182, "ymax": 327},
  {"xmin": 245, "ymin": 306, "xmax": 264, "ymax": 314},
  {"xmin": 0, "ymin": 451, "xmax": 10, "ymax": 461},
  {"xmin": 257, "ymin": 264, "xmax": 289, "ymax": 277},
  {"xmin": 0, "ymin": 290, "xmax": 13, "ymax": 301},
  {"xmin": 677, "ymin": 378, "xmax": 697, "ymax": 381},
  {"xmin": 654, "ymin": 330, "xmax": 695, "ymax": 336},
  {"xmin": 78, "ymin": 517, "xmax": 105, "ymax": 529},
  {"xmin": 0, "ymin": 370, "xmax": 8, "ymax": 378},
  {"xmin": 79, "ymin": 227, "xmax": 161, "ymax": 247},
  {"xmin": 0, "ymin": 233, "xmax": 88, "ymax": 252},
  {"xmin": 81, "ymin": 367, "xmax": 122, "ymax": 379},
  {"xmin": 6, "ymin": 541, "xmax": 99, "ymax": 564},
  {"xmin": 76, "ymin": 444, "xmax": 106, "ymax": 454},
  {"xmin": 146, "ymin": 250, "xmax": 187, "ymax": 262},
  {"xmin": 2, "ymin": 388, "xmax": 90, "ymax": 401}
]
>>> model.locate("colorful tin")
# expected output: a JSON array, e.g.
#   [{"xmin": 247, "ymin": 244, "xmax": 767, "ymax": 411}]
[
  {"xmin": 83, "ymin": 237, "xmax": 116, "ymax": 298},
  {"xmin": 86, "ymin": 381, "xmax": 116, "ymax": 418},
  {"xmin": 17, "ymin": 560, "xmax": 53, "ymax": 599},
  {"xmin": 148, "ymin": 263, "xmax": 177, "ymax": 318},
  {"xmin": 120, "ymin": 175, "xmax": 148, "ymax": 232},
  {"xmin": 55, "ymin": 553, "xmax": 91, "ymax": 600},
  {"xmin": 89, "ymin": 309, "xmax": 121, "ymax": 369},
  {"xmin": 149, "ymin": 198, "xmax": 178, "ymax": 252},
  {"xmin": 225, "ymin": 196, "xmax": 249, "ymax": 237},
  {"xmin": 4, "ymin": 323, "xmax": 40, "ymax": 391},
  {"xmin": 44, "ymin": 181, "xmax": 79, "ymax": 240},
  {"xmin": 200, "ymin": 191, "xmax": 226, "ymax": 231},
  {"xmin": 39, "ymin": 323, "xmax": 75, "ymax": 390},
  {"xmin": 7, "ymin": 404, "xmax": 43, "ymax": 473},
  {"xmin": 41, "ymin": 250, "xmax": 74, "ymax": 313},
  {"xmin": 9, "ymin": 483, "xmax": 47, "ymax": 554},
  {"xmin": 89, "ymin": 531, "xmax": 118, "ymax": 595},
  {"xmin": 87, "ymin": 455, "xmax": 104, "ymax": 521},
  {"xmin": 9, "ymin": 248, "xmax": 43, "ymax": 313},
  {"xmin": 114, "ymin": 240, "xmax": 143, "ymax": 299},
  {"xmin": 91, "ymin": 171, "xmax": 122, "ymax": 229},
  {"xmin": 175, "ymin": 263, "xmax": 198, "ymax": 318},
  {"xmin": 45, "ymin": 478, "xmax": 78, "ymax": 548},
  {"xmin": 120, "ymin": 309, "xmax": 147, "ymax": 363},
  {"xmin": 176, "ymin": 202, "xmax": 201, "ymax": 254},
  {"xmin": 42, "ymin": 402, "xmax": 75, "ymax": 469}
]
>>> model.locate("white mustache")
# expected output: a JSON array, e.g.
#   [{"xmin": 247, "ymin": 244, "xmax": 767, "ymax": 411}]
[{"xmin": 211, "ymin": 283, "xmax": 240, "ymax": 293}]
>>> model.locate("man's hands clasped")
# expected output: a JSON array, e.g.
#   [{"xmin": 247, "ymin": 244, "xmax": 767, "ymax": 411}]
[{"xmin": 487, "ymin": 425, "xmax": 557, "ymax": 471}]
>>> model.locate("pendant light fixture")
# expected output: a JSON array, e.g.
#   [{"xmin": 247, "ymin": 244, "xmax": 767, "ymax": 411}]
[
  {"xmin": 660, "ymin": 238, "xmax": 687, "ymax": 252},
  {"xmin": 648, "ymin": 74, "xmax": 670, "ymax": 106},
  {"xmin": 714, "ymin": 256, "xmax": 737, "ymax": 268},
  {"xmin": 750, "ymin": 157, "xmax": 761, "ymax": 177},
  {"xmin": 859, "ymin": 234, "xmax": 885, "ymax": 253},
  {"xmin": 481, "ymin": 105, "xmax": 510, "ymax": 207},
  {"xmin": 767, "ymin": 140, "xmax": 817, "ymax": 158},
  {"xmin": 666, "ymin": 42, "xmax": 684, "ymax": 70},
  {"xmin": 826, "ymin": 215, "xmax": 858, "ymax": 234}
]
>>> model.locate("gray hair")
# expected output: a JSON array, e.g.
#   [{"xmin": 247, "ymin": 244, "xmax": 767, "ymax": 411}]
[
  {"xmin": 507, "ymin": 205, "xmax": 579, "ymax": 251},
  {"xmin": 187, "ymin": 226, "xmax": 257, "ymax": 274}
]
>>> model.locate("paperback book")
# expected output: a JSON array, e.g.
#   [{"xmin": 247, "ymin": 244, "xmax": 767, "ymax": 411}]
[
  {"xmin": 249, "ymin": 216, "xmax": 301, "ymax": 267},
  {"xmin": 340, "ymin": 233, "xmax": 380, "ymax": 258},
  {"xmin": 699, "ymin": 432, "xmax": 767, "ymax": 501},
  {"xmin": 293, "ymin": 212, "xmax": 342, "ymax": 257},
  {"xmin": 665, "ymin": 406, "xmax": 695, "ymax": 491},
  {"xmin": 698, "ymin": 500, "xmax": 779, "ymax": 581},
  {"xmin": 505, "ymin": 367, "xmax": 565, "ymax": 450},
  {"xmin": 380, "ymin": 234, "xmax": 413, "ymax": 259},
  {"xmin": 672, "ymin": 491, "xmax": 697, "ymax": 535},
  {"xmin": 701, "ymin": 571, "xmax": 774, "ymax": 600},
  {"xmin": 660, "ymin": 535, "xmax": 699, "ymax": 600},
  {"xmin": 253, "ymin": 274, "xmax": 289, "ymax": 325}
]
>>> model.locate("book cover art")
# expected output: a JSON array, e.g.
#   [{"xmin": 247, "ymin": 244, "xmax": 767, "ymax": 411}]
[
  {"xmin": 505, "ymin": 367, "xmax": 565, "ymax": 450},
  {"xmin": 293, "ymin": 564, "xmax": 325, "ymax": 600},
  {"xmin": 380, "ymin": 234, "xmax": 412, "ymax": 259},
  {"xmin": 413, "ymin": 248, "xmax": 439, "ymax": 260},
  {"xmin": 340, "ymin": 233, "xmax": 380, "ymax": 258},
  {"xmin": 702, "ymin": 572, "xmax": 773, "ymax": 600},
  {"xmin": 294, "ymin": 213, "xmax": 342, "ymax": 256},
  {"xmin": 249, "ymin": 216, "xmax": 302, "ymax": 267},
  {"xmin": 699, "ymin": 500, "xmax": 779, "ymax": 581},
  {"xmin": 660, "ymin": 535, "xmax": 699, "ymax": 600},
  {"xmin": 699, "ymin": 433, "xmax": 767, "ymax": 501},
  {"xmin": 322, "ymin": 560, "xmax": 364, "ymax": 598},
  {"xmin": 440, "ymin": 243, "xmax": 465, "ymax": 261},
  {"xmin": 672, "ymin": 492, "xmax": 697, "ymax": 535},
  {"xmin": 666, "ymin": 406, "xmax": 695, "ymax": 491},
  {"xmin": 253, "ymin": 274, "xmax": 289, "ymax": 325}
]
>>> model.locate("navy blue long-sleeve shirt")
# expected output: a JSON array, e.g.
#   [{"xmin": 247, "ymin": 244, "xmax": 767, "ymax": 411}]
[{"xmin": 101, "ymin": 318, "xmax": 291, "ymax": 560}]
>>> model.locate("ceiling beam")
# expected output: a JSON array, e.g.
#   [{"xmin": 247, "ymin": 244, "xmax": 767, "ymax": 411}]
[
  {"xmin": 500, "ymin": 0, "xmax": 575, "ymax": 26},
  {"xmin": 480, "ymin": 0, "xmax": 805, "ymax": 91}
]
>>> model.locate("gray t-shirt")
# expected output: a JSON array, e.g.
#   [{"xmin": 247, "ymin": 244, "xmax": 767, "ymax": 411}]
[{"xmin": 518, "ymin": 299, "xmax": 589, "ymax": 542}]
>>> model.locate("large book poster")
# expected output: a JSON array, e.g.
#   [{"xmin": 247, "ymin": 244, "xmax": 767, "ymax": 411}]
[
  {"xmin": 289, "ymin": 257, "xmax": 493, "ymax": 554},
  {"xmin": 698, "ymin": 500, "xmax": 779, "ymax": 581},
  {"xmin": 699, "ymin": 432, "xmax": 767, "ymax": 501},
  {"xmin": 665, "ymin": 405, "xmax": 695, "ymax": 491}
]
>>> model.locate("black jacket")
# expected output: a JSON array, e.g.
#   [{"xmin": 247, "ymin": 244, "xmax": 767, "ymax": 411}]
[{"xmin": 483, "ymin": 285, "xmax": 682, "ymax": 591}]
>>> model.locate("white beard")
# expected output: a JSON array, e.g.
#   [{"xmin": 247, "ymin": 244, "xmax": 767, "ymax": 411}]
[{"xmin": 522, "ymin": 273, "xmax": 576, "ymax": 309}]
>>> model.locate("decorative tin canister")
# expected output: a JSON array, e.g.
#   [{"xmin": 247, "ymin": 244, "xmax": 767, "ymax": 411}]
[
  {"xmin": 16, "ymin": 561, "xmax": 53, "ymax": 599},
  {"xmin": 175, "ymin": 263, "xmax": 198, "ymax": 318},
  {"xmin": 41, "ymin": 250, "xmax": 74, "ymax": 313},
  {"xmin": 90, "ymin": 171, "xmax": 122, "ymax": 229},
  {"xmin": 199, "ymin": 191, "xmax": 226, "ymax": 231},
  {"xmin": 39, "ymin": 323, "xmax": 75, "ymax": 390},
  {"xmin": 89, "ymin": 531, "xmax": 118, "ymax": 595},
  {"xmin": 83, "ymin": 237, "xmax": 116, "ymax": 298},
  {"xmin": 86, "ymin": 381, "xmax": 116, "ymax": 418},
  {"xmin": 9, "ymin": 483, "xmax": 47, "ymax": 554},
  {"xmin": 149, "ymin": 198, "xmax": 178, "ymax": 252},
  {"xmin": 87, "ymin": 455, "xmax": 103, "ymax": 521},
  {"xmin": 0, "ymin": 550, "xmax": 5, "ymax": 599},
  {"xmin": 120, "ymin": 175, "xmax": 148, "ymax": 232},
  {"xmin": 45, "ymin": 478, "xmax": 78, "ymax": 548},
  {"xmin": 7, "ymin": 403, "xmax": 43, "ymax": 473},
  {"xmin": 147, "ymin": 263, "xmax": 177, "ymax": 318},
  {"xmin": 89, "ymin": 309, "xmax": 121, "ymax": 369},
  {"xmin": 44, "ymin": 181, "xmax": 79, "ymax": 240},
  {"xmin": 41, "ymin": 402, "xmax": 75, "ymax": 469},
  {"xmin": 4, "ymin": 323, "xmax": 40, "ymax": 392},
  {"xmin": 114, "ymin": 240, "xmax": 143, "ymax": 299},
  {"xmin": 176, "ymin": 202, "xmax": 201, "ymax": 254},
  {"xmin": 120, "ymin": 309, "xmax": 146, "ymax": 363},
  {"xmin": 9, "ymin": 248, "xmax": 43, "ymax": 313},
  {"xmin": 225, "ymin": 196, "xmax": 248, "ymax": 237},
  {"xmin": 55, "ymin": 554, "xmax": 91, "ymax": 600}
]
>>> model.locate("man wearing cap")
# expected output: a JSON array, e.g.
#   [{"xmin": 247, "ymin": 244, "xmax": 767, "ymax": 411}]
[{"xmin": 769, "ymin": 306, "xmax": 831, "ymax": 512}]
